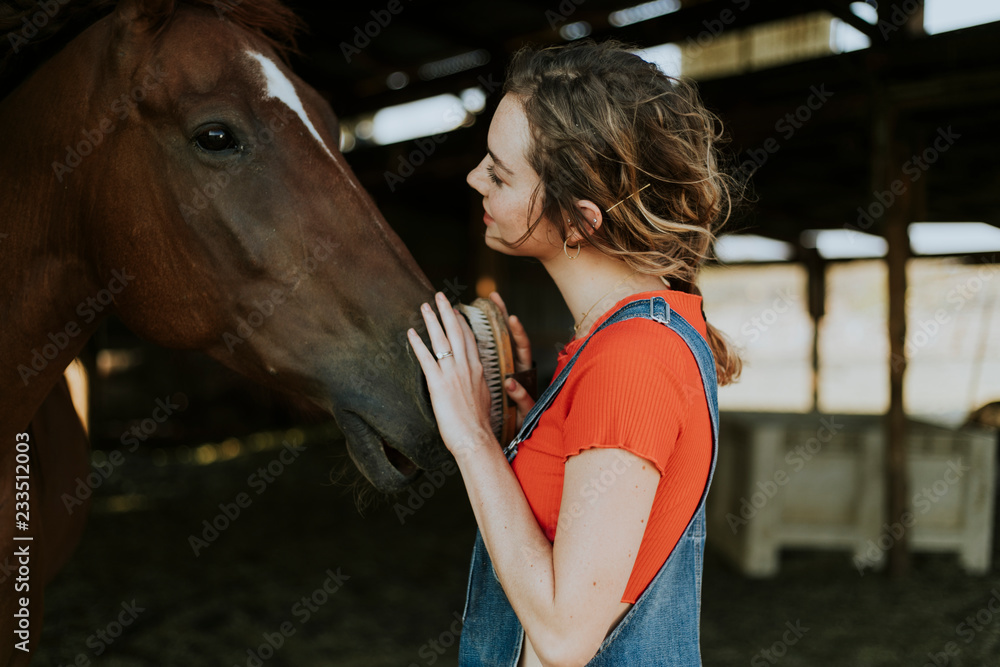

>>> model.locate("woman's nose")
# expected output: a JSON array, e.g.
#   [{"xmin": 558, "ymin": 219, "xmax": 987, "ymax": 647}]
[{"xmin": 467, "ymin": 157, "xmax": 488, "ymax": 193}]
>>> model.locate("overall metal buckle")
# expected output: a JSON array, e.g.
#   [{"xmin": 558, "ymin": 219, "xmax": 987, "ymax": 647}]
[{"xmin": 649, "ymin": 296, "xmax": 670, "ymax": 324}]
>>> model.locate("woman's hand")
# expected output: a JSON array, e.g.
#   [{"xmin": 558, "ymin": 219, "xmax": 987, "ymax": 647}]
[
  {"xmin": 407, "ymin": 292, "xmax": 495, "ymax": 457},
  {"xmin": 489, "ymin": 291, "xmax": 535, "ymax": 430}
]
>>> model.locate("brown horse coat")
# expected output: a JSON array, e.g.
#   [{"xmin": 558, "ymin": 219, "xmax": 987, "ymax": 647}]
[{"xmin": 1, "ymin": 1, "xmax": 447, "ymax": 661}]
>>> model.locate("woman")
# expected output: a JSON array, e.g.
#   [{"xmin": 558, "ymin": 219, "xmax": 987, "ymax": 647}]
[{"xmin": 406, "ymin": 40, "xmax": 741, "ymax": 666}]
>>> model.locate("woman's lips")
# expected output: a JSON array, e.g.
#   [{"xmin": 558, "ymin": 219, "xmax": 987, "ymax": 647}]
[{"xmin": 483, "ymin": 211, "xmax": 494, "ymax": 225}]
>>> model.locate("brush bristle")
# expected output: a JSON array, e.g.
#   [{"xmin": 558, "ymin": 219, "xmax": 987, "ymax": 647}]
[{"xmin": 460, "ymin": 303, "xmax": 505, "ymax": 441}]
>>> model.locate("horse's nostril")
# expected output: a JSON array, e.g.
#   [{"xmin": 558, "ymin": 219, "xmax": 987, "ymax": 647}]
[{"xmin": 382, "ymin": 440, "xmax": 418, "ymax": 477}]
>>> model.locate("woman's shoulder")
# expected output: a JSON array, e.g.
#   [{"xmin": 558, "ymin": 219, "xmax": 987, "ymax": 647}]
[
  {"xmin": 589, "ymin": 290, "xmax": 707, "ymax": 347},
  {"xmin": 583, "ymin": 317, "xmax": 698, "ymax": 370},
  {"xmin": 559, "ymin": 291, "xmax": 705, "ymax": 381}
]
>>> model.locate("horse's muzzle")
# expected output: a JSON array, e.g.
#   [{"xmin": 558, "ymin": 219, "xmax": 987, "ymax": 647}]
[{"xmin": 336, "ymin": 409, "xmax": 433, "ymax": 492}]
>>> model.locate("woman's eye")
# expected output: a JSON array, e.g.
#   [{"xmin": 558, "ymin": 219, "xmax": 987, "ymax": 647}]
[
  {"xmin": 194, "ymin": 126, "xmax": 239, "ymax": 153},
  {"xmin": 486, "ymin": 164, "xmax": 503, "ymax": 186}
]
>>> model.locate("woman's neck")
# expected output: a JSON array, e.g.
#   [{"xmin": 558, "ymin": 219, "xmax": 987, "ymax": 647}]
[{"xmin": 541, "ymin": 247, "xmax": 669, "ymax": 340}]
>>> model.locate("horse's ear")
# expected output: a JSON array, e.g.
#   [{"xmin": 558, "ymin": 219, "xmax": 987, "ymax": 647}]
[
  {"xmin": 112, "ymin": 0, "xmax": 175, "ymax": 33},
  {"xmin": 109, "ymin": 0, "xmax": 175, "ymax": 63}
]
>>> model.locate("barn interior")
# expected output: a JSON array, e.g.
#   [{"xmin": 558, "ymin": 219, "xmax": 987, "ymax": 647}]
[{"xmin": 13, "ymin": 0, "xmax": 1000, "ymax": 664}]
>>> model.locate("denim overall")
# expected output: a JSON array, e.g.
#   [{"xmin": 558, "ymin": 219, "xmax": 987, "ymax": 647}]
[{"xmin": 458, "ymin": 296, "xmax": 719, "ymax": 666}]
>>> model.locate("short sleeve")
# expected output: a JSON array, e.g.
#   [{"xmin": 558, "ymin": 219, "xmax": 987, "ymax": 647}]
[{"xmin": 560, "ymin": 319, "xmax": 694, "ymax": 475}]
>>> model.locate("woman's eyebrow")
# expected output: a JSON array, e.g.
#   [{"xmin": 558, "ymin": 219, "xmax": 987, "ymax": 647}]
[{"xmin": 488, "ymin": 147, "xmax": 514, "ymax": 175}]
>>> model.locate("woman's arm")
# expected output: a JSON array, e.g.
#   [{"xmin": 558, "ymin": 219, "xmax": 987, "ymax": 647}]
[
  {"xmin": 407, "ymin": 292, "xmax": 660, "ymax": 667},
  {"xmin": 459, "ymin": 440, "xmax": 659, "ymax": 667}
]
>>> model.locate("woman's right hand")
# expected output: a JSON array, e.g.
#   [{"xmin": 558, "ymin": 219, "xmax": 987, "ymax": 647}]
[{"xmin": 489, "ymin": 291, "xmax": 535, "ymax": 429}]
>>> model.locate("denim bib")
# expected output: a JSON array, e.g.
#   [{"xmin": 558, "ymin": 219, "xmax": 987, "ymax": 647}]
[{"xmin": 458, "ymin": 296, "xmax": 719, "ymax": 666}]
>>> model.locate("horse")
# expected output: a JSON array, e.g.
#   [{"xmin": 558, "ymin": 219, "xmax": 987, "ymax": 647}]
[{"xmin": 0, "ymin": 0, "xmax": 449, "ymax": 661}]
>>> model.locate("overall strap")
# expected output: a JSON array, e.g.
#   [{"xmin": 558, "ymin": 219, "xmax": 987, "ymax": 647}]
[{"xmin": 503, "ymin": 296, "xmax": 719, "ymax": 469}]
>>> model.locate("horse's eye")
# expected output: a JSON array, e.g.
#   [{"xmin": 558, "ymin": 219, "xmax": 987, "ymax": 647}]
[{"xmin": 195, "ymin": 126, "xmax": 238, "ymax": 152}]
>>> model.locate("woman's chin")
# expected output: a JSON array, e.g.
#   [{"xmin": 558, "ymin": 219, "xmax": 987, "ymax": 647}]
[
  {"xmin": 482, "ymin": 229, "xmax": 548, "ymax": 260},
  {"xmin": 483, "ymin": 235, "xmax": 517, "ymax": 256},
  {"xmin": 483, "ymin": 231, "xmax": 504, "ymax": 249}
]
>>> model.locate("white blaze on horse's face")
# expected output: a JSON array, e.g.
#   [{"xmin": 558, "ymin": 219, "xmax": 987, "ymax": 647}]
[{"xmin": 246, "ymin": 50, "xmax": 335, "ymax": 162}]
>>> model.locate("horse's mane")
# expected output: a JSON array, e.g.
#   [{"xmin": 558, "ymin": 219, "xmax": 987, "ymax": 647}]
[{"xmin": 1, "ymin": 0, "xmax": 304, "ymax": 101}]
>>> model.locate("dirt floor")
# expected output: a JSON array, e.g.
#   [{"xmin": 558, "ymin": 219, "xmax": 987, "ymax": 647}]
[{"xmin": 31, "ymin": 425, "xmax": 1000, "ymax": 666}]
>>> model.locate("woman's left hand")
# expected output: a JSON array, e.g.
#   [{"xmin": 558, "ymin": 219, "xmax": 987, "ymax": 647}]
[{"xmin": 407, "ymin": 292, "xmax": 494, "ymax": 458}]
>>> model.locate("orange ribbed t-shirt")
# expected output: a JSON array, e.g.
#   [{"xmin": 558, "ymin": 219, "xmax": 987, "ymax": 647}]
[{"xmin": 510, "ymin": 289, "xmax": 713, "ymax": 604}]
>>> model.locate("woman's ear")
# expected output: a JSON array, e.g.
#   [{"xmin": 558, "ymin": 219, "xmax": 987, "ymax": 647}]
[{"xmin": 567, "ymin": 200, "xmax": 603, "ymax": 244}]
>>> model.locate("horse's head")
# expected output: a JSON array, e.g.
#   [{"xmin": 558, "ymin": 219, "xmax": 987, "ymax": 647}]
[{"xmin": 81, "ymin": 0, "xmax": 447, "ymax": 491}]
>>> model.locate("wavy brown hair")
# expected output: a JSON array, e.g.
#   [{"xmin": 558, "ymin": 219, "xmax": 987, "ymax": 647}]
[{"xmin": 502, "ymin": 39, "xmax": 742, "ymax": 385}]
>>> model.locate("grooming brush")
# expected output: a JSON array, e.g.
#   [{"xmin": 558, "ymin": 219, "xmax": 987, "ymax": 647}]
[{"xmin": 458, "ymin": 298, "xmax": 535, "ymax": 447}]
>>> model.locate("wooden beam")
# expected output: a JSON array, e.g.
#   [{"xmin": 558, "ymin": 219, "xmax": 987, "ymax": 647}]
[
  {"xmin": 875, "ymin": 0, "xmax": 926, "ymax": 44},
  {"xmin": 330, "ymin": 0, "xmax": 858, "ymax": 115},
  {"xmin": 515, "ymin": 0, "xmax": 820, "ymax": 50},
  {"xmin": 818, "ymin": 0, "xmax": 880, "ymax": 41}
]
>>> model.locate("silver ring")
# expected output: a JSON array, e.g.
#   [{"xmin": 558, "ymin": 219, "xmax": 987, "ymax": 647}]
[{"xmin": 436, "ymin": 350, "xmax": 454, "ymax": 360}]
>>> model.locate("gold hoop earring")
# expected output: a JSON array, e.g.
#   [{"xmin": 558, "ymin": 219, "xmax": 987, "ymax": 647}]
[{"xmin": 563, "ymin": 237, "xmax": 581, "ymax": 260}]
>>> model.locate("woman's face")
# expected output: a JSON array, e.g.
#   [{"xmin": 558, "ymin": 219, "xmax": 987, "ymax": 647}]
[{"xmin": 466, "ymin": 94, "xmax": 561, "ymax": 259}]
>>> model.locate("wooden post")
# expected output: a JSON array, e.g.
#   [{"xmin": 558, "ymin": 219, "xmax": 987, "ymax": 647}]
[
  {"xmin": 885, "ymin": 185, "xmax": 910, "ymax": 578},
  {"xmin": 880, "ymin": 115, "xmax": 932, "ymax": 578},
  {"xmin": 869, "ymin": 0, "xmax": 924, "ymax": 579},
  {"xmin": 871, "ymin": 95, "xmax": 914, "ymax": 578},
  {"xmin": 803, "ymin": 247, "xmax": 825, "ymax": 412}
]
